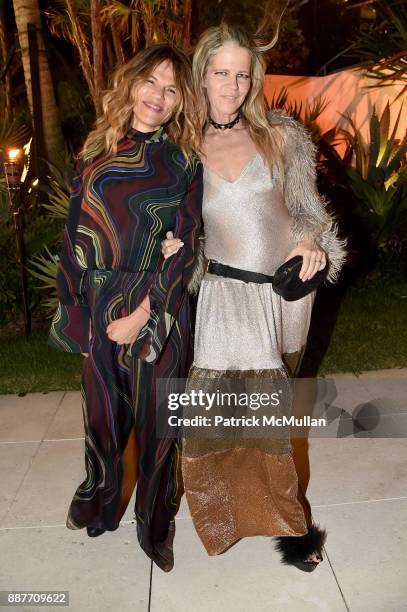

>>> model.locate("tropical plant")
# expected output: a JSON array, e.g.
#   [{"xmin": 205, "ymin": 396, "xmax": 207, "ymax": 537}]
[
  {"xmin": 40, "ymin": 157, "xmax": 74, "ymax": 219},
  {"xmin": 46, "ymin": 0, "xmax": 107, "ymax": 116},
  {"xmin": 269, "ymin": 87, "xmax": 333, "ymax": 146},
  {"xmin": 193, "ymin": 0, "xmax": 309, "ymax": 75},
  {"xmin": 340, "ymin": 101, "xmax": 407, "ymax": 256},
  {"xmin": 0, "ymin": 211, "xmax": 19, "ymax": 318},
  {"xmin": 0, "ymin": 0, "xmax": 13, "ymax": 123},
  {"xmin": 101, "ymin": 0, "xmax": 187, "ymax": 50},
  {"xmin": 28, "ymin": 245, "xmax": 59, "ymax": 314},
  {"xmin": 26, "ymin": 154, "xmax": 74, "ymax": 315},
  {"xmin": 46, "ymin": 0, "xmax": 191, "ymax": 116},
  {"xmin": 268, "ymin": 87, "xmax": 353, "ymax": 190},
  {"xmin": 0, "ymin": 114, "xmax": 31, "ymax": 152},
  {"xmin": 0, "ymin": 206, "xmax": 63, "ymax": 323},
  {"xmin": 12, "ymin": 0, "xmax": 65, "ymax": 160},
  {"xmin": 345, "ymin": 0, "xmax": 407, "ymax": 101}
]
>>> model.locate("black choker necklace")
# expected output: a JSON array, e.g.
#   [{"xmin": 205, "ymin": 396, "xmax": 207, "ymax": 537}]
[{"xmin": 208, "ymin": 113, "xmax": 240, "ymax": 130}]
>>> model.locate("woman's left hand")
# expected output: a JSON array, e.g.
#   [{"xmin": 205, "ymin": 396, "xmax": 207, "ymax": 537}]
[
  {"xmin": 285, "ymin": 239, "xmax": 327, "ymax": 281},
  {"xmin": 106, "ymin": 301, "xmax": 150, "ymax": 345}
]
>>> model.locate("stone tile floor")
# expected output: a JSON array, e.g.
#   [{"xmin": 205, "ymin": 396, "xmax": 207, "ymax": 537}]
[{"xmin": 1, "ymin": 370, "xmax": 406, "ymax": 611}]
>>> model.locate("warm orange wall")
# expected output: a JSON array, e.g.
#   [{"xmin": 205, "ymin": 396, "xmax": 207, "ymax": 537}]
[{"xmin": 265, "ymin": 67, "xmax": 406, "ymax": 158}]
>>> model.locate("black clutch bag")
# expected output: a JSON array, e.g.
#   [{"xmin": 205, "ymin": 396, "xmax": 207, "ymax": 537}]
[{"xmin": 272, "ymin": 255, "xmax": 328, "ymax": 301}]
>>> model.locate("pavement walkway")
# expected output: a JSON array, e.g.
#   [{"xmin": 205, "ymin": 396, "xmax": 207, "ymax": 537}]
[{"xmin": 0, "ymin": 369, "xmax": 406, "ymax": 611}]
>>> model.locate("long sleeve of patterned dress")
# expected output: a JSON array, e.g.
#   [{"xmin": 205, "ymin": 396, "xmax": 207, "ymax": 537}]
[
  {"xmin": 268, "ymin": 109, "xmax": 347, "ymax": 282},
  {"xmin": 129, "ymin": 161, "xmax": 203, "ymax": 363},
  {"xmin": 46, "ymin": 125, "xmax": 204, "ymax": 573},
  {"xmin": 48, "ymin": 159, "xmax": 91, "ymax": 353}
]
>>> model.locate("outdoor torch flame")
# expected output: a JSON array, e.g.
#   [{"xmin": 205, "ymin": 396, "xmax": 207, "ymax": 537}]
[{"xmin": 8, "ymin": 148, "xmax": 21, "ymax": 161}]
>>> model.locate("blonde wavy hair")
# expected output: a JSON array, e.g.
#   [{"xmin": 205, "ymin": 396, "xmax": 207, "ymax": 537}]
[
  {"xmin": 192, "ymin": 23, "xmax": 285, "ymax": 178},
  {"xmin": 81, "ymin": 43, "xmax": 199, "ymax": 163}
]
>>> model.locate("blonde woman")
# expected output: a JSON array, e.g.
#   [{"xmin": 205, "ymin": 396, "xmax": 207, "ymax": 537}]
[
  {"xmin": 48, "ymin": 44, "xmax": 203, "ymax": 572},
  {"xmin": 161, "ymin": 24, "xmax": 347, "ymax": 571}
]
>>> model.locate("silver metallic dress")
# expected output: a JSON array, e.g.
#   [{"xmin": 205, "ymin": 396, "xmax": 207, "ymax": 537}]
[{"xmin": 181, "ymin": 153, "xmax": 316, "ymax": 555}]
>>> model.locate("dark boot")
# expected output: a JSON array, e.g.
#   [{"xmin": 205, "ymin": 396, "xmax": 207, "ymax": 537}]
[
  {"xmin": 86, "ymin": 527, "xmax": 106, "ymax": 537},
  {"xmin": 274, "ymin": 524, "xmax": 327, "ymax": 572}
]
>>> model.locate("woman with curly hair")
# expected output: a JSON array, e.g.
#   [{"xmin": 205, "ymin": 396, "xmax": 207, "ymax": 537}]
[{"xmin": 48, "ymin": 43, "xmax": 203, "ymax": 572}]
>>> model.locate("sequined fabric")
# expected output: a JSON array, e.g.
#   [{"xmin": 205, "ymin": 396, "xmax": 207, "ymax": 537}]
[
  {"xmin": 181, "ymin": 158, "xmax": 315, "ymax": 555},
  {"xmin": 183, "ymin": 449, "xmax": 308, "ymax": 555},
  {"xmin": 203, "ymin": 154, "xmax": 294, "ymax": 275},
  {"xmin": 182, "ymin": 365, "xmax": 308, "ymax": 555},
  {"xmin": 193, "ymin": 274, "xmax": 314, "ymax": 371}
]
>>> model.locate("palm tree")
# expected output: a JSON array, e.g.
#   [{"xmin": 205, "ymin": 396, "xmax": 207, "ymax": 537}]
[
  {"xmin": 182, "ymin": 0, "xmax": 192, "ymax": 47},
  {"xmin": 47, "ymin": 0, "xmax": 96, "ymax": 107},
  {"xmin": 101, "ymin": 0, "xmax": 186, "ymax": 52},
  {"xmin": 12, "ymin": 0, "xmax": 64, "ymax": 161},
  {"xmin": 0, "ymin": 0, "xmax": 13, "ymax": 122},
  {"xmin": 47, "ymin": 0, "xmax": 189, "ymax": 116},
  {"xmin": 90, "ymin": 0, "xmax": 105, "ymax": 116},
  {"xmin": 345, "ymin": 0, "xmax": 407, "ymax": 101}
]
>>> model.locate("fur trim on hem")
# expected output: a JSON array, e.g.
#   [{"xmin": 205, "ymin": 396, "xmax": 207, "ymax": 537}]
[{"xmin": 274, "ymin": 524, "xmax": 327, "ymax": 564}]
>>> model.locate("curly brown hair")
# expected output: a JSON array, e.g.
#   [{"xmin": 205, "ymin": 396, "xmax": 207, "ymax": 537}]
[{"xmin": 81, "ymin": 43, "xmax": 199, "ymax": 163}]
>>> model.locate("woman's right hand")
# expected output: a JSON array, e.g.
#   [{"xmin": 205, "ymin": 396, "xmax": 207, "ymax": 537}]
[{"xmin": 161, "ymin": 231, "xmax": 183, "ymax": 260}]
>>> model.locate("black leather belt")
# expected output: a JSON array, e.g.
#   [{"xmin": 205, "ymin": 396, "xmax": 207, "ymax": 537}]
[{"xmin": 206, "ymin": 260, "xmax": 274, "ymax": 284}]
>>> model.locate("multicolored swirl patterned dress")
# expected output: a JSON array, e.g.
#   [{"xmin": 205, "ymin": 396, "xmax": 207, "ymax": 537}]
[{"xmin": 48, "ymin": 125, "xmax": 203, "ymax": 572}]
